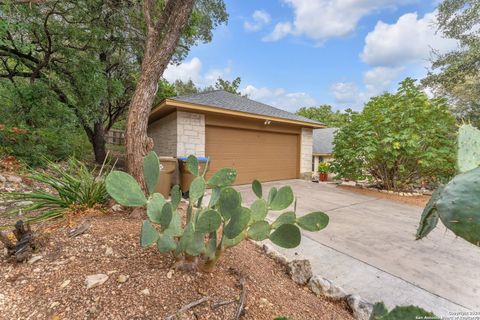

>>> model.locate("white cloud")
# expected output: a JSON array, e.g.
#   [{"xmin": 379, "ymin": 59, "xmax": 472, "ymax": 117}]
[
  {"xmin": 244, "ymin": 10, "xmax": 271, "ymax": 32},
  {"xmin": 163, "ymin": 57, "xmax": 231, "ymax": 87},
  {"xmin": 263, "ymin": 22, "xmax": 293, "ymax": 41},
  {"xmin": 264, "ymin": 0, "xmax": 413, "ymax": 42},
  {"xmin": 241, "ymin": 85, "xmax": 317, "ymax": 112},
  {"xmin": 361, "ymin": 11, "xmax": 457, "ymax": 66},
  {"xmin": 331, "ymin": 82, "xmax": 360, "ymax": 104},
  {"xmin": 363, "ymin": 66, "xmax": 404, "ymax": 96}
]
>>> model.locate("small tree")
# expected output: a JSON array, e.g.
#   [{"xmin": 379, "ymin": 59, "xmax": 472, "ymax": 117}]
[
  {"xmin": 296, "ymin": 105, "xmax": 357, "ymax": 127},
  {"xmin": 332, "ymin": 78, "xmax": 457, "ymax": 190}
]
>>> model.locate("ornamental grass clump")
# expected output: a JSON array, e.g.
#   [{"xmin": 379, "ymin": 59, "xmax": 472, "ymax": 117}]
[
  {"xmin": 1, "ymin": 158, "xmax": 110, "ymax": 225},
  {"xmin": 106, "ymin": 151, "xmax": 329, "ymax": 272}
]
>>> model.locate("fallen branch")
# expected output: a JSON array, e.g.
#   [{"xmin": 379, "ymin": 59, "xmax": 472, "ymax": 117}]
[
  {"xmin": 211, "ymin": 299, "xmax": 236, "ymax": 309},
  {"xmin": 165, "ymin": 296, "xmax": 210, "ymax": 320},
  {"xmin": 67, "ymin": 219, "xmax": 91, "ymax": 237},
  {"xmin": 234, "ymin": 277, "xmax": 246, "ymax": 320}
]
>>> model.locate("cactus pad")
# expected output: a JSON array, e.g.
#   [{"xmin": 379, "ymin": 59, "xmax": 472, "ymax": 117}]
[
  {"xmin": 189, "ymin": 176, "xmax": 206, "ymax": 202},
  {"xmin": 196, "ymin": 210, "xmax": 222, "ymax": 233},
  {"xmin": 272, "ymin": 211, "xmax": 296, "ymax": 229},
  {"xmin": 269, "ymin": 224, "xmax": 301, "ymax": 248},
  {"xmin": 252, "ymin": 179, "xmax": 262, "ymax": 198},
  {"xmin": 140, "ymin": 220, "xmax": 159, "ymax": 247},
  {"xmin": 457, "ymin": 124, "xmax": 480, "ymax": 173},
  {"xmin": 143, "ymin": 151, "xmax": 160, "ymax": 194},
  {"xmin": 250, "ymin": 199, "xmax": 268, "ymax": 222},
  {"xmin": 270, "ymin": 186, "xmax": 294, "ymax": 210},
  {"xmin": 186, "ymin": 155, "xmax": 199, "ymax": 176},
  {"xmin": 248, "ymin": 221, "xmax": 270, "ymax": 241},
  {"xmin": 218, "ymin": 187, "xmax": 241, "ymax": 220},
  {"xmin": 435, "ymin": 167, "xmax": 480, "ymax": 246},
  {"xmin": 106, "ymin": 171, "xmax": 147, "ymax": 207},
  {"xmin": 297, "ymin": 212, "xmax": 329, "ymax": 231},
  {"xmin": 223, "ymin": 207, "xmax": 251, "ymax": 239},
  {"xmin": 207, "ymin": 168, "xmax": 237, "ymax": 187},
  {"xmin": 146, "ymin": 193, "xmax": 166, "ymax": 224}
]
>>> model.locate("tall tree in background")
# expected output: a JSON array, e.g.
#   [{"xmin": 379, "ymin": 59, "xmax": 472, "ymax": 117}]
[
  {"xmin": 125, "ymin": 0, "xmax": 227, "ymax": 182},
  {"xmin": 0, "ymin": 0, "xmax": 139, "ymax": 163},
  {"xmin": 423, "ymin": 0, "xmax": 480, "ymax": 126},
  {"xmin": 296, "ymin": 105, "xmax": 357, "ymax": 127}
]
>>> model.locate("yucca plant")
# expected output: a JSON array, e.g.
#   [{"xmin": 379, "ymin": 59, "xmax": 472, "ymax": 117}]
[
  {"xmin": 106, "ymin": 151, "xmax": 329, "ymax": 272},
  {"xmin": 1, "ymin": 157, "xmax": 111, "ymax": 225}
]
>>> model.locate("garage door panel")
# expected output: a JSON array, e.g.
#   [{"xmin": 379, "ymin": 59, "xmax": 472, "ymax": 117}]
[{"xmin": 205, "ymin": 126, "xmax": 299, "ymax": 185}]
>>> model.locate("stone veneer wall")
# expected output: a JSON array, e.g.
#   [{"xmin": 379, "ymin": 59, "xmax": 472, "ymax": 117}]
[
  {"xmin": 300, "ymin": 128, "xmax": 313, "ymax": 180},
  {"xmin": 147, "ymin": 112, "xmax": 177, "ymax": 156},
  {"xmin": 176, "ymin": 111, "xmax": 205, "ymax": 157}
]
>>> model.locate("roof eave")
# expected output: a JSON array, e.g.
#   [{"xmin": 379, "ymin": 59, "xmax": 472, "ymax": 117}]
[{"xmin": 149, "ymin": 98, "xmax": 326, "ymax": 128}]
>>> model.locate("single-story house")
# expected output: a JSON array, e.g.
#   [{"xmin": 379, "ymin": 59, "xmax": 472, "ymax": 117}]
[
  {"xmin": 148, "ymin": 90, "xmax": 324, "ymax": 185},
  {"xmin": 312, "ymin": 128, "xmax": 338, "ymax": 179}
]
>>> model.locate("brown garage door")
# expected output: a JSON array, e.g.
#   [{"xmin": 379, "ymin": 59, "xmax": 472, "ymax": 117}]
[{"xmin": 205, "ymin": 125, "xmax": 299, "ymax": 185}]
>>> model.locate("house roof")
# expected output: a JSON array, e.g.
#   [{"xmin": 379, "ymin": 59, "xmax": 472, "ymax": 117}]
[
  {"xmin": 168, "ymin": 90, "xmax": 323, "ymax": 126},
  {"xmin": 313, "ymin": 127, "xmax": 338, "ymax": 155}
]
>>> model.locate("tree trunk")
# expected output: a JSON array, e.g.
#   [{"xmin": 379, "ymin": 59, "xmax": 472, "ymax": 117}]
[
  {"xmin": 92, "ymin": 122, "xmax": 107, "ymax": 164},
  {"xmin": 125, "ymin": 0, "xmax": 195, "ymax": 183}
]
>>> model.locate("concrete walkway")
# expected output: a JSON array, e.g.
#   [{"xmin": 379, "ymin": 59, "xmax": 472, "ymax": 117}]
[{"xmin": 235, "ymin": 180, "xmax": 479, "ymax": 317}]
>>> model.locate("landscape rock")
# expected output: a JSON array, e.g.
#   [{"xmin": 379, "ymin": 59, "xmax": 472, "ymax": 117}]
[
  {"xmin": 346, "ymin": 294, "xmax": 373, "ymax": 320},
  {"xmin": 111, "ymin": 204, "xmax": 123, "ymax": 212},
  {"xmin": 0, "ymin": 293, "xmax": 5, "ymax": 306},
  {"xmin": 50, "ymin": 301, "xmax": 60, "ymax": 309},
  {"xmin": 287, "ymin": 259, "xmax": 312, "ymax": 285},
  {"xmin": 116, "ymin": 274, "xmax": 129, "ymax": 283},
  {"xmin": 0, "ymin": 174, "xmax": 6, "ymax": 183},
  {"xmin": 141, "ymin": 288, "xmax": 150, "ymax": 295},
  {"xmin": 308, "ymin": 275, "xmax": 347, "ymax": 300},
  {"xmin": 60, "ymin": 280, "xmax": 71, "ymax": 288},
  {"xmin": 27, "ymin": 255, "xmax": 43, "ymax": 265},
  {"xmin": 262, "ymin": 243, "xmax": 288, "ymax": 265},
  {"xmin": 166, "ymin": 269, "xmax": 174, "ymax": 279},
  {"xmin": 6, "ymin": 175, "xmax": 22, "ymax": 183},
  {"xmin": 105, "ymin": 246, "xmax": 113, "ymax": 256},
  {"xmin": 85, "ymin": 274, "xmax": 109, "ymax": 289}
]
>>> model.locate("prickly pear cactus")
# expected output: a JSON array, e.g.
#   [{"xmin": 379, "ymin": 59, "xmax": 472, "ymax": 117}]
[
  {"xmin": 105, "ymin": 152, "xmax": 329, "ymax": 271},
  {"xmin": 417, "ymin": 124, "xmax": 480, "ymax": 247},
  {"xmin": 457, "ymin": 124, "xmax": 480, "ymax": 173}
]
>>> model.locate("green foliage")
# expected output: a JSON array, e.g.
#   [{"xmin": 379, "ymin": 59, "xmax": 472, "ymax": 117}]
[
  {"xmin": 317, "ymin": 162, "xmax": 330, "ymax": 174},
  {"xmin": 417, "ymin": 124, "xmax": 480, "ymax": 247},
  {"xmin": 422, "ymin": 0, "xmax": 480, "ymax": 127},
  {"xmin": 296, "ymin": 105, "xmax": 357, "ymax": 127},
  {"xmin": 1, "ymin": 158, "xmax": 110, "ymax": 225},
  {"xmin": 214, "ymin": 77, "xmax": 243, "ymax": 95},
  {"xmin": 369, "ymin": 302, "xmax": 436, "ymax": 320},
  {"xmin": 105, "ymin": 152, "xmax": 329, "ymax": 271},
  {"xmin": 332, "ymin": 78, "xmax": 457, "ymax": 190}
]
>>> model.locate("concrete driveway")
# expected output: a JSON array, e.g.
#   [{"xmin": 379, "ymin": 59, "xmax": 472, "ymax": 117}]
[{"xmin": 235, "ymin": 179, "xmax": 479, "ymax": 317}]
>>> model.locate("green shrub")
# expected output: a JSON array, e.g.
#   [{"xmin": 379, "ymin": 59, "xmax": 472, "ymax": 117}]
[
  {"xmin": 370, "ymin": 302, "xmax": 436, "ymax": 319},
  {"xmin": 105, "ymin": 152, "xmax": 330, "ymax": 272},
  {"xmin": 332, "ymin": 78, "xmax": 456, "ymax": 190},
  {"xmin": 1, "ymin": 158, "xmax": 110, "ymax": 225}
]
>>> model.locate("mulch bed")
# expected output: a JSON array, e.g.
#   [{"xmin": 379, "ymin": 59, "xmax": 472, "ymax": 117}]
[
  {"xmin": 337, "ymin": 185, "xmax": 430, "ymax": 208},
  {"xmin": 0, "ymin": 210, "xmax": 353, "ymax": 320}
]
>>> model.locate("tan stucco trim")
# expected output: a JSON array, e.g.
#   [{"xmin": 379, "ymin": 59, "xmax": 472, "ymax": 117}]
[
  {"xmin": 150, "ymin": 99, "xmax": 325, "ymax": 129},
  {"xmin": 313, "ymin": 153, "xmax": 333, "ymax": 156}
]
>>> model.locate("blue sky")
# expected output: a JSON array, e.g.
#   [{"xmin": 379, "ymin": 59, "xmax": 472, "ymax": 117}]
[{"xmin": 164, "ymin": 0, "xmax": 457, "ymax": 112}]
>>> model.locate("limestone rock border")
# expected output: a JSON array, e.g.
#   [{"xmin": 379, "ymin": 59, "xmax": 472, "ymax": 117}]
[{"xmin": 255, "ymin": 241, "xmax": 374, "ymax": 320}]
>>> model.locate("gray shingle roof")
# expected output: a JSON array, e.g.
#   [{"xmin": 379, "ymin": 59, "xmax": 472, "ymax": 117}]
[
  {"xmin": 313, "ymin": 128, "xmax": 338, "ymax": 155},
  {"xmin": 170, "ymin": 90, "xmax": 322, "ymax": 125}
]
